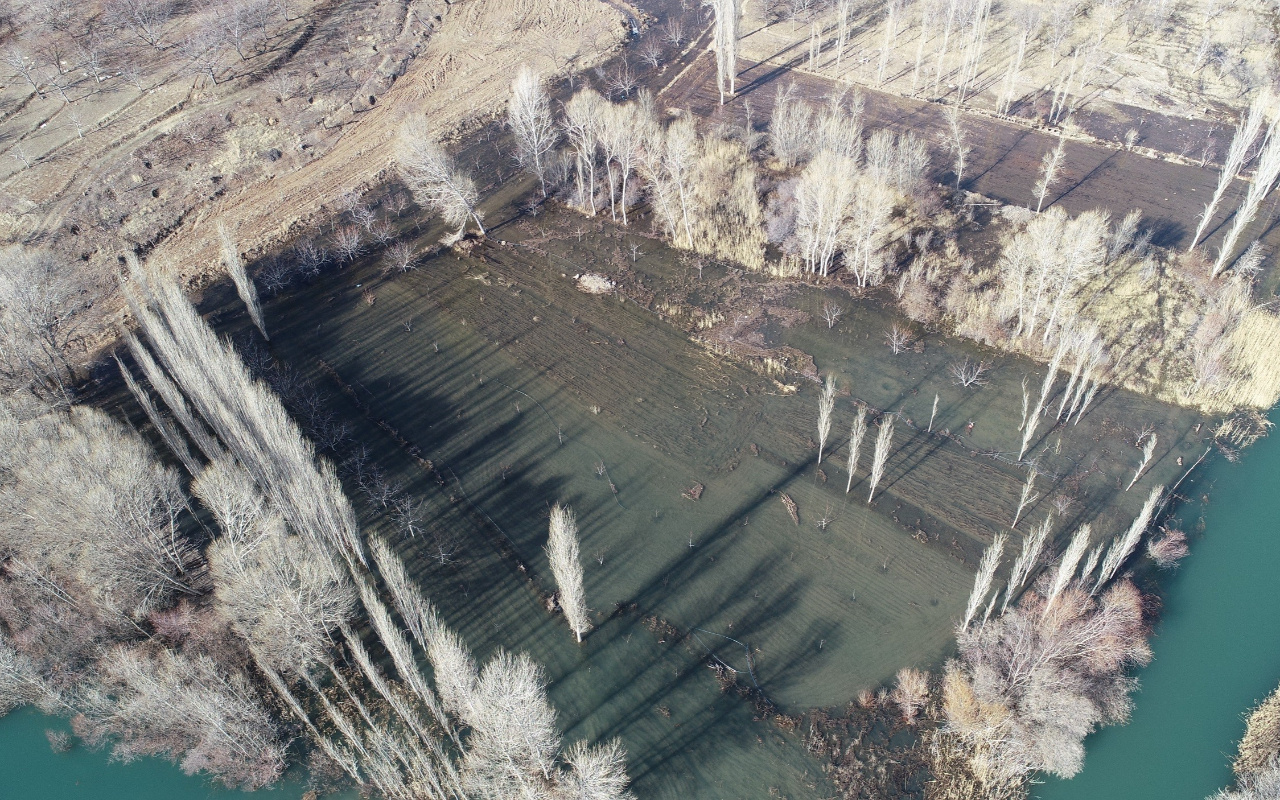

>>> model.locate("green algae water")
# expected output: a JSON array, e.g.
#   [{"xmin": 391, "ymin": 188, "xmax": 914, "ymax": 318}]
[{"xmin": 1034, "ymin": 409, "xmax": 1280, "ymax": 800}]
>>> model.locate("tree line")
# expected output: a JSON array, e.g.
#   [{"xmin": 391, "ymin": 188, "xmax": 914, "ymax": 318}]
[{"xmin": 0, "ymin": 244, "xmax": 627, "ymax": 798}]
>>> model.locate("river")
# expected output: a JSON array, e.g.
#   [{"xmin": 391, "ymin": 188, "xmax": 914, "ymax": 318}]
[{"xmin": 1035, "ymin": 411, "xmax": 1280, "ymax": 800}]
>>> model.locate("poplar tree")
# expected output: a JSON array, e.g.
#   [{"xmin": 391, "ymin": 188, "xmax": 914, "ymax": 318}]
[
  {"xmin": 816, "ymin": 373, "xmax": 836, "ymax": 463},
  {"xmin": 217, "ymin": 221, "xmax": 268, "ymax": 341},
  {"xmin": 707, "ymin": 0, "xmax": 739, "ymax": 105},
  {"xmin": 547, "ymin": 503, "xmax": 591, "ymax": 642},
  {"xmin": 867, "ymin": 414, "xmax": 895, "ymax": 502}
]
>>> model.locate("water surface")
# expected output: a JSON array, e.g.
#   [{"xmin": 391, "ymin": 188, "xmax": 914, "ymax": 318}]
[{"xmin": 1036, "ymin": 410, "xmax": 1280, "ymax": 799}]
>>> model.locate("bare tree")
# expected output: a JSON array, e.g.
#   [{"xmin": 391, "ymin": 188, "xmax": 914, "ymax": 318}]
[
  {"xmin": 846, "ymin": 406, "xmax": 867, "ymax": 494},
  {"xmin": 637, "ymin": 115, "xmax": 697, "ymax": 248},
  {"xmin": 460, "ymin": 651, "xmax": 561, "ymax": 798},
  {"xmin": 547, "ymin": 504, "xmax": 591, "ymax": 642},
  {"xmin": 178, "ymin": 18, "xmax": 226, "ymax": 85},
  {"xmin": 1045, "ymin": 524, "xmax": 1091, "ymax": 615},
  {"xmin": 949, "ymin": 357, "xmax": 989, "ymax": 387},
  {"xmin": 821, "ymin": 302, "xmax": 843, "ymax": 329},
  {"xmin": 508, "ymin": 65, "xmax": 559, "ymax": 197},
  {"xmin": 383, "ymin": 241, "xmax": 418, "ymax": 275},
  {"xmin": 331, "ymin": 226, "xmax": 363, "ymax": 262},
  {"xmin": 996, "ymin": 13, "xmax": 1033, "ymax": 115},
  {"xmin": 867, "ymin": 414, "xmax": 895, "ymax": 502},
  {"xmin": 1033, "ymin": 134, "xmax": 1066, "ymax": 213},
  {"xmin": 1012, "ymin": 467, "xmax": 1040, "ymax": 528},
  {"xmin": 841, "ymin": 176, "xmax": 895, "ymax": 288},
  {"xmin": 945, "ymin": 568, "xmax": 1149, "ymax": 784},
  {"xmin": 397, "ymin": 121, "xmax": 486, "ymax": 240},
  {"xmin": 218, "ymin": 223, "xmax": 268, "ymax": 341},
  {"xmin": 1019, "ymin": 335, "xmax": 1069, "ymax": 459},
  {"xmin": 768, "ymin": 83, "xmax": 814, "ymax": 169},
  {"xmin": 560, "ymin": 738, "xmax": 637, "ymax": 800},
  {"xmin": 707, "ymin": 0, "xmax": 740, "ymax": 105},
  {"xmin": 563, "ymin": 89, "xmax": 606, "ymax": 216},
  {"xmin": 1126, "ymin": 430, "xmax": 1156, "ymax": 490},
  {"xmin": 816, "ymin": 373, "xmax": 836, "ymax": 463},
  {"xmin": 961, "ymin": 533, "xmax": 1005, "ymax": 631},
  {"xmin": 1003, "ymin": 515, "xmax": 1051, "ymax": 612},
  {"xmin": 106, "ymin": 0, "xmax": 173, "ymax": 49},
  {"xmin": 117, "ymin": 356, "xmax": 201, "ymax": 475},
  {"xmin": 597, "ymin": 98, "xmax": 650, "ymax": 226},
  {"xmin": 0, "ymin": 246, "xmax": 98, "ymax": 402},
  {"xmin": 0, "ymin": 405, "xmax": 199, "ymax": 620},
  {"xmin": 877, "ymin": 0, "xmax": 901, "ymax": 85},
  {"xmin": 886, "ymin": 324, "xmax": 912, "ymax": 354},
  {"xmin": 795, "ymin": 151, "xmax": 858, "ymax": 276},
  {"xmin": 124, "ymin": 257, "xmax": 367, "ymax": 565},
  {"xmin": 77, "ymin": 646, "xmax": 287, "ymax": 789},
  {"xmin": 928, "ymin": 392, "xmax": 939, "ymax": 432},
  {"xmin": 663, "ymin": 19, "xmax": 684, "ymax": 46},
  {"xmin": 1191, "ymin": 95, "xmax": 1266, "ymax": 252},
  {"xmin": 1213, "ymin": 120, "xmax": 1280, "ymax": 277},
  {"xmin": 944, "ymin": 103, "xmax": 970, "ymax": 189},
  {"xmin": 836, "ymin": 0, "xmax": 854, "ymax": 69},
  {"xmin": 1093, "ymin": 486, "xmax": 1161, "ymax": 593},
  {"xmin": 639, "ymin": 37, "xmax": 663, "ymax": 68}
]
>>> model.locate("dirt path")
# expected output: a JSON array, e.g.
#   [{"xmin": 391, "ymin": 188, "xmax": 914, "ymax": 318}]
[{"xmin": 662, "ymin": 56, "xmax": 1280, "ymax": 258}]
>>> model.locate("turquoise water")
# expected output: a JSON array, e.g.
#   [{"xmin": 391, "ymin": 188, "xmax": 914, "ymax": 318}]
[
  {"xmin": 1035, "ymin": 411, "xmax": 1280, "ymax": 800},
  {"xmin": 0, "ymin": 707, "xmax": 349, "ymax": 800}
]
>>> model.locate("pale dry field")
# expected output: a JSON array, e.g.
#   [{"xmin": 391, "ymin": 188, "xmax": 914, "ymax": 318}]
[
  {"xmin": 0, "ymin": 0, "xmax": 625, "ymax": 332},
  {"xmin": 739, "ymin": 0, "xmax": 1276, "ymax": 140}
]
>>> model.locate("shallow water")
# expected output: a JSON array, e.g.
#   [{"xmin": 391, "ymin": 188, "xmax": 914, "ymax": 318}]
[
  {"xmin": 1034, "ymin": 409, "xmax": 1280, "ymax": 799},
  {"xmin": 0, "ymin": 206, "xmax": 1236, "ymax": 799},
  {"xmin": 0, "ymin": 706, "xmax": 355, "ymax": 800}
]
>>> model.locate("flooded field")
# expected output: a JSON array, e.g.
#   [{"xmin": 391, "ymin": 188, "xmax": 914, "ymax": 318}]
[{"xmin": 159, "ymin": 155, "xmax": 1207, "ymax": 793}]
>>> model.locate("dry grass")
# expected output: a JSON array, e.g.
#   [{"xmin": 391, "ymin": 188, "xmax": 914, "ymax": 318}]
[
  {"xmin": 937, "ymin": 210, "xmax": 1280, "ymax": 414},
  {"xmin": 686, "ymin": 136, "xmax": 768, "ymax": 271},
  {"xmin": 1236, "ymin": 685, "xmax": 1280, "ymax": 778}
]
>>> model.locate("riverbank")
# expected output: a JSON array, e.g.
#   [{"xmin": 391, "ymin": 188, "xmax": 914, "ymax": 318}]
[{"xmin": 1033, "ymin": 407, "xmax": 1280, "ymax": 800}]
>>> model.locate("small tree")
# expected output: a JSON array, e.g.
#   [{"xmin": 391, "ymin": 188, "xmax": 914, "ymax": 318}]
[
  {"xmin": 961, "ymin": 533, "xmax": 1005, "ymax": 631},
  {"xmin": 944, "ymin": 103, "xmax": 970, "ymax": 189},
  {"xmin": 821, "ymin": 302, "xmax": 843, "ymax": 329},
  {"xmin": 397, "ymin": 121, "xmax": 486, "ymax": 240},
  {"xmin": 382, "ymin": 241, "xmax": 417, "ymax": 275},
  {"xmin": 867, "ymin": 414, "xmax": 895, "ymax": 503},
  {"xmin": 1126, "ymin": 431, "xmax": 1156, "ymax": 490},
  {"xmin": 892, "ymin": 667, "xmax": 929, "ymax": 723},
  {"xmin": 816, "ymin": 373, "xmax": 836, "ymax": 463},
  {"xmin": 332, "ymin": 226, "xmax": 363, "ymax": 262},
  {"xmin": 547, "ymin": 504, "xmax": 590, "ymax": 642},
  {"xmin": 1012, "ymin": 466, "xmax": 1039, "ymax": 528},
  {"xmin": 846, "ymin": 406, "xmax": 867, "ymax": 494},
  {"xmin": 1033, "ymin": 135, "xmax": 1066, "ymax": 213}
]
